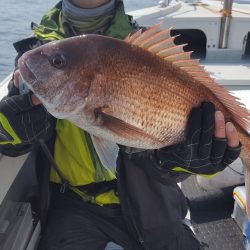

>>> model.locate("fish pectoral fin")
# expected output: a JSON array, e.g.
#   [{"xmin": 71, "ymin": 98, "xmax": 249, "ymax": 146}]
[
  {"xmin": 90, "ymin": 135, "xmax": 118, "ymax": 176},
  {"xmin": 95, "ymin": 107, "xmax": 157, "ymax": 142}
]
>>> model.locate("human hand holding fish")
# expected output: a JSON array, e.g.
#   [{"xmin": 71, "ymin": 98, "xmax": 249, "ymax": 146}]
[
  {"xmin": 13, "ymin": 69, "xmax": 42, "ymax": 105},
  {"xmin": 0, "ymin": 69, "xmax": 53, "ymax": 149},
  {"xmin": 121, "ymin": 102, "xmax": 241, "ymax": 181}
]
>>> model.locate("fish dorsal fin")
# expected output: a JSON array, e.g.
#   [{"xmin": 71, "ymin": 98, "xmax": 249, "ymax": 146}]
[
  {"xmin": 125, "ymin": 23, "xmax": 250, "ymax": 131},
  {"xmin": 148, "ymin": 36, "xmax": 179, "ymax": 53},
  {"xmin": 126, "ymin": 22, "xmax": 162, "ymax": 45}
]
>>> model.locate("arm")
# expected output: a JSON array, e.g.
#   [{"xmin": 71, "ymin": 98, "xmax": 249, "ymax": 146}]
[
  {"xmin": 0, "ymin": 38, "xmax": 54, "ymax": 157},
  {"xmin": 0, "ymin": 81, "xmax": 55, "ymax": 156}
]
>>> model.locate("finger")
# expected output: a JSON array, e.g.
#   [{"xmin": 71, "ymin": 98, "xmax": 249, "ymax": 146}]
[
  {"xmin": 6, "ymin": 81, "xmax": 19, "ymax": 97},
  {"xmin": 210, "ymin": 137, "xmax": 227, "ymax": 165},
  {"xmin": 198, "ymin": 102, "xmax": 215, "ymax": 158},
  {"xmin": 214, "ymin": 111, "xmax": 226, "ymax": 138},
  {"xmin": 219, "ymin": 143, "xmax": 241, "ymax": 170},
  {"xmin": 226, "ymin": 122, "xmax": 240, "ymax": 148},
  {"xmin": 185, "ymin": 107, "xmax": 202, "ymax": 145},
  {"xmin": 31, "ymin": 95, "xmax": 42, "ymax": 105},
  {"xmin": 13, "ymin": 70, "xmax": 20, "ymax": 88}
]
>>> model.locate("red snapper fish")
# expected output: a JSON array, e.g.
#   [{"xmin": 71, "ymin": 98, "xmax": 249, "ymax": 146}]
[{"xmin": 18, "ymin": 23, "xmax": 250, "ymax": 211}]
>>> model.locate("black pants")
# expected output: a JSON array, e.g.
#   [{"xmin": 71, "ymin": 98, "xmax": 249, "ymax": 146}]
[{"xmin": 38, "ymin": 186, "xmax": 201, "ymax": 250}]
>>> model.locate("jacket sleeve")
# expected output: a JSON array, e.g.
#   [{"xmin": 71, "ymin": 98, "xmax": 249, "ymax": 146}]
[
  {"xmin": 0, "ymin": 37, "xmax": 55, "ymax": 157},
  {"xmin": 118, "ymin": 147, "xmax": 190, "ymax": 184}
]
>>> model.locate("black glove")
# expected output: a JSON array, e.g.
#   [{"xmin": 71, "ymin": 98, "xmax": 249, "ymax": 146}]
[
  {"xmin": 121, "ymin": 102, "xmax": 241, "ymax": 180},
  {"xmin": 0, "ymin": 83, "xmax": 54, "ymax": 147}
]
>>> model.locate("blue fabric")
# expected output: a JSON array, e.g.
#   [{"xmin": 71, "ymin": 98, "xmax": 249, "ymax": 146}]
[
  {"xmin": 61, "ymin": 0, "xmax": 116, "ymax": 33},
  {"xmin": 62, "ymin": 0, "xmax": 115, "ymax": 17}
]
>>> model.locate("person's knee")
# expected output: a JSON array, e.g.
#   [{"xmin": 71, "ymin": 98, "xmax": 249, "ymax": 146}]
[
  {"xmin": 180, "ymin": 224, "xmax": 202, "ymax": 250},
  {"xmin": 163, "ymin": 224, "xmax": 202, "ymax": 250}
]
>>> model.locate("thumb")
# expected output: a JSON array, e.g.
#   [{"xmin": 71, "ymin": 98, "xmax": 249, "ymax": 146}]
[
  {"xmin": 31, "ymin": 95, "xmax": 42, "ymax": 105},
  {"xmin": 13, "ymin": 69, "xmax": 20, "ymax": 89}
]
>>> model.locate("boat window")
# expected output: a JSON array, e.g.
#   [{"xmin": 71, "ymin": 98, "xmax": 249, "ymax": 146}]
[
  {"xmin": 243, "ymin": 32, "xmax": 250, "ymax": 59},
  {"xmin": 170, "ymin": 29, "xmax": 207, "ymax": 59}
]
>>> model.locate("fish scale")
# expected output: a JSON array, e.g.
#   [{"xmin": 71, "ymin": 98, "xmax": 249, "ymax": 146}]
[
  {"xmin": 102, "ymin": 65, "xmax": 202, "ymax": 140},
  {"xmin": 103, "ymin": 76, "xmax": 193, "ymax": 145}
]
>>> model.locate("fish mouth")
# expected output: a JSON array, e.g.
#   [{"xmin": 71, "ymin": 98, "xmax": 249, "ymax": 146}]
[{"xmin": 18, "ymin": 57, "xmax": 39, "ymax": 88}]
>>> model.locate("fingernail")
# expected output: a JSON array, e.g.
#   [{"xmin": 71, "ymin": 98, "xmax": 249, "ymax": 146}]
[
  {"xmin": 215, "ymin": 111, "xmax": 224, "ymax": 120},
  {"xmin": 226, "ymin": 122, "xmax": 234, "ymax": 132}
]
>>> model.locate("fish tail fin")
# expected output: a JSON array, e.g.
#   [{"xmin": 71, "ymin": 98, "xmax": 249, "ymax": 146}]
[
  {"xmin": 245, "ymin": 169, "xmax": 250, "ymax": 219},
  {"xmin": 239, "ymin": 131, "xmax": 250, "ymax": 219}
]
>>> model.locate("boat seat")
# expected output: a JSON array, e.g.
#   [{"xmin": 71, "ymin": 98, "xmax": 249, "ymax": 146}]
[{"xmin": 232, "ymin": 185, "xmax": 247, "ymax": 234}]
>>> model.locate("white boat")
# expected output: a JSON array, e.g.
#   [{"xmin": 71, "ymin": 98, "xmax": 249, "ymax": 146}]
[{"xmin": 0, "ymin": 0, "xmax": 250, "ymax": 249}]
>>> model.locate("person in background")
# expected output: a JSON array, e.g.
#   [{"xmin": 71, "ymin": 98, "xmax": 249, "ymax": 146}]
[{"xmin": 0, "ymin": 0, "xmax": 241, "ymax": 249}]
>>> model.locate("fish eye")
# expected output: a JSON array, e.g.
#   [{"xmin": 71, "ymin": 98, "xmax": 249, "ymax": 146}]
[{"xmin": 51, "ymin": 54, "xmax": 66, "ymax": 69}]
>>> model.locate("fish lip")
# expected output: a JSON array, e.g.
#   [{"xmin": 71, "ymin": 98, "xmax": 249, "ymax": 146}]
[{"xmin": 18, "ymin": 57, "xmax": 39, "ymax": 88}]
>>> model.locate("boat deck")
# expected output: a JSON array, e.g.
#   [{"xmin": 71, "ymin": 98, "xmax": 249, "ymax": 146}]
[{"xmin": 182, "ymin": 176, "xmax": 244, "ymax": 250}]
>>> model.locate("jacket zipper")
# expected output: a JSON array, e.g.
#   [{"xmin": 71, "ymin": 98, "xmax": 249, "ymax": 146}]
[
  {"xmin": 126, "ymin": 196, "xmax": 147, "ymax": 250},
  {"xmin": 116, "ymin": 155, "xmax": 147, "ymax": 249}
]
